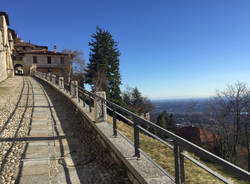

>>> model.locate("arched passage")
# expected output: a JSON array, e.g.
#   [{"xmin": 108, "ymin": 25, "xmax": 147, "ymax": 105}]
[{"xmin": 14, "ymin": 64, "xmax": 24, "ymax": 75}]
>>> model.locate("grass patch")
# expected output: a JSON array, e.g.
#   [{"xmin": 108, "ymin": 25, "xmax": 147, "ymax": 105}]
[{"xmin": 107, "ymin": 116, "xmax": 248, "ymax": 184}]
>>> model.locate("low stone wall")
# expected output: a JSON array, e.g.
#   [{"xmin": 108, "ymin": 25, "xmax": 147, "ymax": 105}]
[
  {"xmin": 34, "ymin": 74, "xmax": 173, "ymax": 184},
  {"xmin": 37, "ymin": 78, "xmax": 130, "ymax": 183},
  {"xmin": 36, "ymin": 77, "xmax": 133, "ymax": 183}
]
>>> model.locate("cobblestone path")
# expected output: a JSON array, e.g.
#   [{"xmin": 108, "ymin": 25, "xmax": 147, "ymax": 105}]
[{"xmin": 0, "ymin": 76, "xmax": 129, "ymax": 184}]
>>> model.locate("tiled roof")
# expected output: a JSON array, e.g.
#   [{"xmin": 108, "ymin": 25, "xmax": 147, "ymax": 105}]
[
  {"xmin": 15, "ymin": 41, "xmax": 48, "ymax": 49},
  {"xmin": 176, "ymin": 126, "xmax": 218, "ymax": 145},
  {"xmin": 19, "ymin": 49, "xmax": 71, "ymax": 56}
]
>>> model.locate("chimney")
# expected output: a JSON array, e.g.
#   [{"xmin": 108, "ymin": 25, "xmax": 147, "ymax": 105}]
[{"xmin": 53, "ymin": 45, "xmax": 56, "ymax": 53}]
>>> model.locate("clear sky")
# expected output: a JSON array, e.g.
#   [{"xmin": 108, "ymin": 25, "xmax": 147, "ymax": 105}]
[{"xmin": 2, "ymin": 0, "xmax": 250, "ymax": 99}]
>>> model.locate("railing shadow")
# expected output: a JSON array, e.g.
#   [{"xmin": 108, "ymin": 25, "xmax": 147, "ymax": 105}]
[
  {"xmin": 14, "ymin": 78, "xmax": 73, "ymax": 184},
  {"xmin": 38, "ymin": 79, "xmax": 127, "ymax": 183}
]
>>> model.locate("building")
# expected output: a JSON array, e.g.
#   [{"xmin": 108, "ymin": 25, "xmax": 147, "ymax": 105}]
[
  {"xmin": 13, "ymin": 39, "xmax": 72, "ymax": 78},
  {"xmin": 1, "ymin": 11, "xmax": 72, "ymax": 80},
  {"xmin": 176, "ymin": 126, "xmax": 219, "ymax": 150},
  {"xmin": 0, "ymin": 12, "xmax": 14, "ymax": 82}
]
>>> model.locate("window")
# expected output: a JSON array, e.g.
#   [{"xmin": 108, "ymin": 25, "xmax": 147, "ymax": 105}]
[
  {"xmin": 60, "ymin": 56, "xmax": 64, "ymax": 64},
  {"xmin": 33, "ymin": 56, "xmax": 37, "ymax": 64},
  {"xmin": 12, "ymin": 56, "xmax": 23, "ymax": 60},
  {"xmin": 47, "ymin": 56, "xmax": 51, "ymax": 64}
]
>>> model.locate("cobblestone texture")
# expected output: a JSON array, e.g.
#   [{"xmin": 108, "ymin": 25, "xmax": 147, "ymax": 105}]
[
  {"xmin": 0, "ymin": 76, "xmax": 130, "ymax": 184},
  {"xmin": 0, "ymin": 76, "xmax": 32, "ymax": 184}
]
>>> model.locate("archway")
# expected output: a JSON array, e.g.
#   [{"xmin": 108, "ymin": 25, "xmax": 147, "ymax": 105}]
[{"xmin": 14, "ymin": 64, "xmax": 24, "ymax": 75}]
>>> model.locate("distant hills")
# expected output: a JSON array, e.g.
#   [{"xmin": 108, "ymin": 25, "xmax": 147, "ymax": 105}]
[
  {"xmin": 150, "ymin": 98, "xmax": 212, "ymax": 127},
  {"xmin": 151, "ymin": 98, "xmax": 209, "ymax": 114}
]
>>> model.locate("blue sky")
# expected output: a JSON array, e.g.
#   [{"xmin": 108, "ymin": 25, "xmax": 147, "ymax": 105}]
[{"xmin": 2, "ymin": 0, "xmax": 250, "ymax": 99}]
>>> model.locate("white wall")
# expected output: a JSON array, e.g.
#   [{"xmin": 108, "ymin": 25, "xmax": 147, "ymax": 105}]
[{"xmin": 0, "ymin": 15, "xmax": 8, "ymax": 82}]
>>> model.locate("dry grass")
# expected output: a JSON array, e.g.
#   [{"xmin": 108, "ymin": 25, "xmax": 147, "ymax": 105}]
[{"xmin": 107, "ymin": 116, "xmax": 248, "ymax": 184}]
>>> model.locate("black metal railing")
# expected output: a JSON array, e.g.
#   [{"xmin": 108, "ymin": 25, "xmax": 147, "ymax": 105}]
[{"xmin": 34, "ymin": 71, "xmax": 250, "ymax": 184}]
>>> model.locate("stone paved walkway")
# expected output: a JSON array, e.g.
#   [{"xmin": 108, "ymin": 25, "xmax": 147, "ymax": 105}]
[{"xmin": 0, "ymin": 76, "xmax": 129, "ymax": 184}]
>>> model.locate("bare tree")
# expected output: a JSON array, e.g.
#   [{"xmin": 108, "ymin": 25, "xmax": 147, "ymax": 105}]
[
  {"xmin": 62, "ymin": 49, "xmax": 85, "ymax": 86},
  {"xmin": 208, "ymin": 81, "xmax": 250, "ymax": 165},
  {"xmin": 244, "ymin": 96, "xmax": 250, "ymax": 171},
  {"xmin": 225, "ymin": 82, "xmax": 249, "ymax": 148},
  {"xmin": 62, "ymin": 49, "xmax": 85, "ymax": 74}
]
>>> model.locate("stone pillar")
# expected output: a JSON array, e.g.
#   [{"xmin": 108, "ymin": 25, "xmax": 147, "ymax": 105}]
[
  {"xmin": 94, "ymin": 91, "xmax": 107, "ymax": 122},
  {"xmin": 46, "ymin": 73, "xmax": 51, "ymax": 81},
  {"xmin": 59, "ymin": 77, "xmax": 64, "ymax": 89},
  {"xmin": 70, "ymin": 81, "xmax": 78, "ymax": 98},
  {"xmin": 52, "ymin": 74, "xmax": 56, "ymax": 84},
  {"xmin": 8, "ymin": 69, "xmax": 14, "ymax": 78},
  {"xmin": 43, "ymin": 72, "xmax": 46, "ymax": 79}
]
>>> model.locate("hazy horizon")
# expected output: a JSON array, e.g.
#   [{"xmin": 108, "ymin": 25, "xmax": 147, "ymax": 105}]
[{"xmin": 150, "ymin": 96, "xmax": 211, "ymax": 101}]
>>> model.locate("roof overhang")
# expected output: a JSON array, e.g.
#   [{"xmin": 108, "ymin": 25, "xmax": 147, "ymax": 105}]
[{"xmin": 0, "ymin": 12, "xmax": 10, "ymax": 25}]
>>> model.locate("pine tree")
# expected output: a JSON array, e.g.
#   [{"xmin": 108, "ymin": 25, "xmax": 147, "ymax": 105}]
[
  {"xmin": 155, "ymin": 111, "xmax": 176, "ymax": 136},
  {"xmin": 156, "ymin": 111, "xmax": 168, "ymax": 128},
  {"xmin": 168, "ymin": 113, "xmax": 176, "ymax": 132},
  {"xmin": 155, "ymin": 111, "xmax": 168, "ymax": 136},
  {"xmin": 85, "ymin": 26, "xmax": 122, "ymax": 102},
  {"xmin": 131, "ymin": 88, "xmax": 143, "ymax": 112}
]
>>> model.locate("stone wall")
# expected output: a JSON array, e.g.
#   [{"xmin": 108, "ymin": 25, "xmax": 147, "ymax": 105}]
[
  {"xmin": 22, "ymin": 54, "xmax": 71, "ymax": 77},
  {"xmin": 0, "ymin": 13, "xmax": 14, "ymax": 82},
  {"xmin": 23, "ymin": 54, "xmax": 71, "ymax": 66}
]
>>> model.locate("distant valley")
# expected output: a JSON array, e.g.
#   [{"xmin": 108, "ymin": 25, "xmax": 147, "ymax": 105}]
[
  {"xmin": 151, "ymin": 98, "xmax": 210, "ymax": 114},
  {"xmin": 150, "ymin": 98, "xmax": 213, "ymax": 127}
]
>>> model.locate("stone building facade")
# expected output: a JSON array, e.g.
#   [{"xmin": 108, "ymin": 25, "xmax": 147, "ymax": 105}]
[
  {"xmin": 13, "ymin": 40, "xmax": 72, "ymax": 77},
  {"xmin": 0, "ymin": 12, "xmax": 14, "ymax": 82}
]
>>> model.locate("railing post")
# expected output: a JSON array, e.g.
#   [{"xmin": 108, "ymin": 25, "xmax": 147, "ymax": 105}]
[
  {"xmin": 65, "ymin": 81, "xmax": 68, "ymax": 93},
  {"xmin": 174, "ymin": 140, "xmax": 180, "ymax": 184},
  {"xmin": 89, "ymin": 94, "xmax": 92, "ymax": 113},
  {"xmin": 69, "ymin": 82, "xmax": 71, "ymax": 95},
  {"xmin": 59, "ymin": 77, "xmax": 64, "ymax": 89},
  {"xmin": 113, "ymin": 107, "xmax": 117, "ymax": 136},
  {"xmin": 52, "ymin": 74, "xmax": 56, "ymax": 84},
  {"xmin": 94, "ymin": 91, "xmax": 107, "ymax": 122},
  {"xmin": 46, "ymin": 73, "xmax": 51, "ymax": 81},
  {"xmin": 78, "ymin": 88, "xmax": 80, "ymax": 103},
  {"xmin": 82, "ymin": 93, "xmax": 85, "ymax": 107},
  {"xmin": 70, "ymin": 81, "xmax": 78, "ymax": 98},
  {"xmin": 133, "ymin": 117, "xmax": 140, "ymax": 159},
  {"xmin": 179, "ymin": 145, "xmax": 185, "ymax": 184}
]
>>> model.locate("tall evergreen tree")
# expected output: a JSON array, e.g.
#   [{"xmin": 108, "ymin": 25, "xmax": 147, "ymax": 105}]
[
  {"xmin": 156, "ymin": 110, "xmax": 168, "ymax": 129},
  {"xmin": 85, "ymin": 26, "xmax": 122, "ymax": 102},
  {"xmin": 168, "ymin": 113, "xmax": 176, "ymax": 132},
  {"xmin": 155, "ymin": 111, "xmax": 168, "ymax": 136},
  {"xmin": 155, "ymin": 111, "xmax": 176, "ymax": 136}
]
